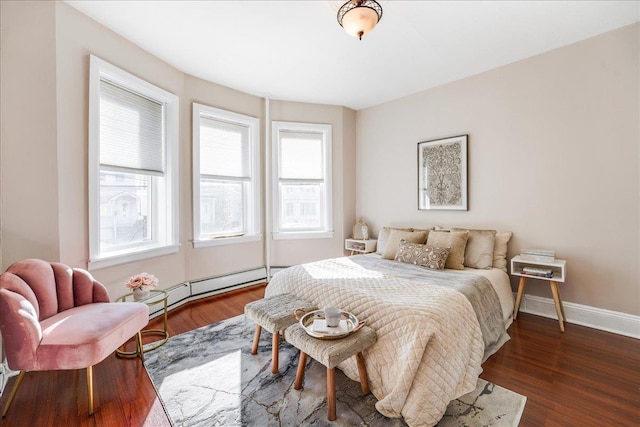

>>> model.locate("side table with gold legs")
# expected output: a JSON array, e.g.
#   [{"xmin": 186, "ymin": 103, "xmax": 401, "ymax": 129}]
[{"xmin": 116, "ymin": 289, "xmax": 170, "ymax": 357}]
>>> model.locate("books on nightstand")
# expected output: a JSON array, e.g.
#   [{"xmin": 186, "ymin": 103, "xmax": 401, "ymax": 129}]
[
  {"xmin": 520, "ymin": 248, "xmax": 555, "ymax": 263},
  {"xmin": 521, "ymin": 266, "xmax": 554, "ymax": 278}
]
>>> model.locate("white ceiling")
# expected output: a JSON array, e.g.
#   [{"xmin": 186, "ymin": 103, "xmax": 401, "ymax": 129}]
[{"xmin": 65, "ymin": 1, "xmax": 639, "ymax": 110}]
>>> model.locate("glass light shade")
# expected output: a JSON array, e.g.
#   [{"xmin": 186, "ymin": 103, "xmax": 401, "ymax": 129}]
[{"xmin": 341, "ymin": 6, "xmax": 380, "ymax": 39}]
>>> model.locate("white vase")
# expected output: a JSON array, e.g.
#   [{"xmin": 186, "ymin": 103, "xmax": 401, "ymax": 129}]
[{"xmin": 132, "ymin": 287, "xmax": 151, "ymax": 301}]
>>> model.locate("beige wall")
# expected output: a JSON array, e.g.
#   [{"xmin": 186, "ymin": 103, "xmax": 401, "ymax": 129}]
[
  {"xmin": 356, "ymin": 24, "xmax": 640, "ymax": 316},
  {"xmin": 53, "ymin": 2, "xmax": 187, "ymax": 295},
  {"xmin": 1, "ymin": 1, "xmax": 60, "ymax": 265},
  {"xmin": 0, "ymin": 1, "xmax": 356, "ymax": 298}
]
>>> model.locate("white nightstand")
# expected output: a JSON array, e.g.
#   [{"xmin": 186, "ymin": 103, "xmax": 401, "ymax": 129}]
[
  {"xmin": 345, "ymin": 239, "xmax": 377, "ymax": 255},
  {"xmin": 511, "ymin": 255, "xmax": 567, "ymax": 332}
]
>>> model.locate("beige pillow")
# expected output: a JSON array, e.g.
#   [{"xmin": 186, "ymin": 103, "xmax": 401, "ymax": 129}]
[
  {"xmin": 395, "ymin": 240, "xmax": 451, "ymax": 270},
  {"xmin": 452, "ymin": 228, "xmax": 496, "ymax": 269},
  {"xmin": 376, "ymin": 226, "xmax": 412, "ymax": 255},
  {"xmin": 382, "ymin": 229, "xmax": 428, "ymax": 260},
  {"xmin": 492, "ymin": 231, "xmax": 513, "ymax": 272},
  {"xmin": 426, "ymin": 230, "xmax": 469, "ymax": 270}
]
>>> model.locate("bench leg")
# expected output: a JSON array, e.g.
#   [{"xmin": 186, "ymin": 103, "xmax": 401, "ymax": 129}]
[
  {"xmin": 294, "ymin": 352, "xmax": 307, "ymax": 390},
  {"xmin": 271, "ymin": 331, "xmax": 280, "ymax": 374},
  {"xmin": 355, "ymin": 352, "xmax": 370, "ymax": 395},
  {"xmin": 251, "ymin": 325, "xmax": 261, "ymax": 355},
  {"xmin": 327, "ymin": 367, "xmax": 336, "ymax": 421}
]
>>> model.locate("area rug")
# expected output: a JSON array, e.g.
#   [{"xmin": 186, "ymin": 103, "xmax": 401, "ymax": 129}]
[{"xmin": 144, "ymin": 315, "xmax": 526, "ymax": 426}]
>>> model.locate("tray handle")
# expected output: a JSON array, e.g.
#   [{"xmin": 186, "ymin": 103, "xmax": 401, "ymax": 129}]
[
  {"xmin": 293, "ymin": 308, "xmax": 307, "ymax": 321},
  {"xmin": 352, "ymin": 320, "xmax": 366, "ymax": 333}
]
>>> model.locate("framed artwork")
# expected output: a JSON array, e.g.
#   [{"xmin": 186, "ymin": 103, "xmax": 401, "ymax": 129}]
[{"xmin": 418, "ymin": 134, "xmax": 468, "ymax": 210}]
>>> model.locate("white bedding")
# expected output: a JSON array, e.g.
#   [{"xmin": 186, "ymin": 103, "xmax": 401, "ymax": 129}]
[{"xmin": 266, "ymin": 255, "xmax": 512, "ymax": 427}]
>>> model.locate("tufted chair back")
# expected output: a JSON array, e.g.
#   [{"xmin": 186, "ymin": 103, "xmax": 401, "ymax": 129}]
[
  {"xmin": 0, "ymin": 258, "xmax": 149, "ymax": 417},
  {"xmin": 0, "ymin": 259, "xmax": 111, "ymax": 371}
]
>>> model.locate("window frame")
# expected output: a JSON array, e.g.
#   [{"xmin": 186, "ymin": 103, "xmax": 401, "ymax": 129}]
[
  {"xmin": 88, "ymin": 55, "xmax": 179, "ymax": 270},
  {"xmin": 192, "ymin": 103, "xmax": 261, "ymax": 248},
  {"xmin": 271, "ymin": 121, "xmax": 333, "ymax": 240}
]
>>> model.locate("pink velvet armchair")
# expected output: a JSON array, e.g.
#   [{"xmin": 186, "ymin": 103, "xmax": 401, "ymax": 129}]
[{"xmin": 0, "ymin": 259, "xmax": 149, "ymax": 417}]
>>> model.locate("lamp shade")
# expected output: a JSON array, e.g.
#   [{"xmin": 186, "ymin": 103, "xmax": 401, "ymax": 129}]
[{"xmin": 337, "ymin": 0, "xmax": 383, "ymax": 40}]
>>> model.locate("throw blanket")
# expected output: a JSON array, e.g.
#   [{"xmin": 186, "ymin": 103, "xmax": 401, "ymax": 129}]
[{"xmin": 266, "ymin": 256, "xmax": 507, "ymax": 427}]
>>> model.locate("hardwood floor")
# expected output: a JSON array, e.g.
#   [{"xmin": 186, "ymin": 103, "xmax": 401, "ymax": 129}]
[{"xmin": 0, "ymin": 284, "xmax": 638, "ymax": 426}]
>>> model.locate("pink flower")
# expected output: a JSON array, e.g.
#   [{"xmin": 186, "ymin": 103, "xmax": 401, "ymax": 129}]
[{"xmin": 125, "ymin": 273, "xmax": 158, "ymax": 290}]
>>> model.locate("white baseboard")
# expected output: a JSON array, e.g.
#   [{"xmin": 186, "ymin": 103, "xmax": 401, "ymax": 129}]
[
  {"xmin": 152, "ymin": 267, "xmax": 267, "ymax": 317},
  {"xmin": 516, "ymin": 293, "xmax": 640, "ymax": 339}
]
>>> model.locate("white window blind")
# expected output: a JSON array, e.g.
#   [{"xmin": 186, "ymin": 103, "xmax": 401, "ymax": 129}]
[
  {"xmin": 200, "ymin": 117, "xmax": 250, "ymax": 178},
  {"xmin": 272, "ymin": 121, "xmax": 333, "ymax": 239},
  {"xmin": 192, "ymin": 103, "xmax": 260, "ymax": 247},
  {"xmin": 279, "ymin": 132, "xmax": 323, "ymax": 180},
  {"xmin": 99, "ymin": 80, "xmax": 165, "ymax": 175},
  {"xmin": 89, "ymin": 55, "xmax": 179, "ymax": 270}
]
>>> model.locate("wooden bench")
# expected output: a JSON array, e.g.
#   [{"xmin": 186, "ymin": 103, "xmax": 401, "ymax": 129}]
[
  {"xmin": 285, "ymin": 322, "xmax": 377, "ymax": 421},
  {"xmin": 244, "ymin": 294, "xmax": 317, "ymax": 374}
]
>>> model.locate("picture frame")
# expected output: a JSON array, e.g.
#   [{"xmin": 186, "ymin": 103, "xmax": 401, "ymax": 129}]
[{"xmin": 418, "ymin": 134, "xmax": 468, "ymax": 210}]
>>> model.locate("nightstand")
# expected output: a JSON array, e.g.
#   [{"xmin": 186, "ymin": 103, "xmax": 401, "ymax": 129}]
[
  {"xmin": 345, "ymin": 238, "xmax": 377, "ymax": 255},
  {"xmin": 511, "ymin": 255, "xmax": 567, "ymax": 332}
]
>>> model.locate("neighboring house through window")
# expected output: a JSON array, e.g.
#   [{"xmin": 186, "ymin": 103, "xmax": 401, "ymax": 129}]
[
  {"xmin": 192, "ymin": 103, "xmax": 260, "ymax": 247},
  {"xmin": 88, "ymin": 55, "xmax": 179, "ymax": 269},
  {"xmin": 272, "ymin": 121, "xmax": 333, "ymax": 239}
]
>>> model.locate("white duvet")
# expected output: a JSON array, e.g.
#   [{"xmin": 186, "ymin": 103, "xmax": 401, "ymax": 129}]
[{"xmin": 266, "ymin": 257, "xmax": 489, "ymax": 427}]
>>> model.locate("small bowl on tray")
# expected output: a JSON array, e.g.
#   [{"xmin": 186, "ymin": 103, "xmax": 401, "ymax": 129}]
[{"xmin": 294, "ymin": 308, "xmax": 365, "ymax": 340}]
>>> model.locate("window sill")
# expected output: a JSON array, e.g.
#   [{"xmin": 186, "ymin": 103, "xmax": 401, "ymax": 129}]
[
  {"xmin": 88, "ymin": 244, "xmax": 180, "ymax": 271},
  {"xmin": 272, "ymin": 231, "xmax": 334, "ymax": 240},
  {"xmin": 193, "ymin": 234, "xmax": 262, "ymax": 248}
]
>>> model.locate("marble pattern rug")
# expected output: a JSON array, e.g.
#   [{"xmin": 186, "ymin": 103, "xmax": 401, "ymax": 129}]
[{"xmin": 144, "ymin": 315, "xmax": 526, "ymax": 427}]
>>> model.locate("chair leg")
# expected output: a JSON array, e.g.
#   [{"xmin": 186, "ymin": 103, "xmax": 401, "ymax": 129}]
[
  {"xmin": 87, "ymin": 366, "xmax": 94, "ymax": 416},
  {"xmin": 2, "ymin": 370, "xmax": 26, "ymax": 417},
  {"xmin": 294, "ymin": 352, "xmax": 307, "ymax": 390},
  {"xmin": 327, "ymin": 367, "xmax": 336, "ymax": 421},
  {"xmin": 271, "ymin": 331, "xmax": 280, "ymax": 374},
  {"xmin": 355, "ymin": 352, "xmax": 370, "ymax": 394},
  {"xmin": 136, "ymin": 331, "xmax": 145, "ymax": 363},
  {"xmin": 251, "ymin": 325, "xmax": 261, "ymax": 355}
]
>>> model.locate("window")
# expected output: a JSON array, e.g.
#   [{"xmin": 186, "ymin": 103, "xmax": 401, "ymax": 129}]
[
  {"xmin": 192, "ymin": 103, "xmax": 260, "ymax": 247},
  {"xmin": 272, "ymin": 121, "xmax": 332, "ymax": 239},
  {"xmin": 88, "ymin": 55, "xmax": 179, "ymax": 269}
]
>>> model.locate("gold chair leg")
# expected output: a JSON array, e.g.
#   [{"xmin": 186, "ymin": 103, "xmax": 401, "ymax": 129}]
[
  {"xmin": 87, "ymin": 366, "xmax": 94, "ymax": 416},
  {"xmin": 137, "ymin": 331, "xmax": 145, "ymax": 363},
  {"xmin": 2, "ymin": 370, "xmax": 26, "ymax": 417}
]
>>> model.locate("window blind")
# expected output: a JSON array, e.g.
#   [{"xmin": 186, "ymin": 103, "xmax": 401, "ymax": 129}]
[
  {"xmin": 200, "ymin": 117, "xmax": 250, "ymax": 178},
  {"xmin": 99, "ymin": 80, "xmax": 165, "ymax": 175},
  {"xmin": 279, "ymin": 131, "xmax": 323, "ymax": 179}
]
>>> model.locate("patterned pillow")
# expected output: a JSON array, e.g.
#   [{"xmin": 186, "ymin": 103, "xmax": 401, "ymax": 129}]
[{"xmin": 395, "ymin": 240, "xmax": 451, "ymax": 270}]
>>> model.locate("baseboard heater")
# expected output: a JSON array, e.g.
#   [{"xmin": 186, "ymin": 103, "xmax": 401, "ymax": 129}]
[{"xmin": 148, "ymin": 267, "xmax": 267, "ymax": 318}]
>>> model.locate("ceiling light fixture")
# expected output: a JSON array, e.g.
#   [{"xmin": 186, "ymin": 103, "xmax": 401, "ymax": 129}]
[{"xmin": 337, "ymin": 0, "xmax": 383, "ymax": 40}]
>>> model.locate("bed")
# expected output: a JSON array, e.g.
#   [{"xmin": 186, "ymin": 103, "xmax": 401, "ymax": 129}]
[{"xmin": 265, "ymin": 228, "xmax": 514, "ymax": 427}]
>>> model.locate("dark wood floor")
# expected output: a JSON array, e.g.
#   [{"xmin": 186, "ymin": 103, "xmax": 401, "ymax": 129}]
[{"xmin": 0, "ymin": 284, "xmax": 638, "ymax": 426}]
